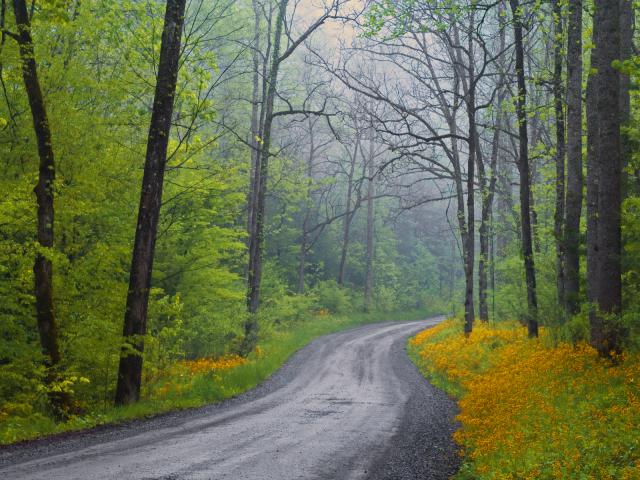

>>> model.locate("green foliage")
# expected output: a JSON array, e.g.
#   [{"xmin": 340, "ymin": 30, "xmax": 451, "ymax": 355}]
[
  {"xmin": 0, "ymin": 0, "xmax": 247, "ymax": 422},
  {"xmin": 314, "ymin": 280, "xmax": 352, "ymax": 314},
  {"xmin": 0, "ymin": 0, "xmax": 454, "ymax": 444},
  {"xmin": 365, "ymin": 0, "xmax": 469, "ymax": 38}
]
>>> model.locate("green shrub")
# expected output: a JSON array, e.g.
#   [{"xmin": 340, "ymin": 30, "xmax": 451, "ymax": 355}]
[{"xmin": 314, "ymin": 280, "xmax": 351, "ymax": 313}]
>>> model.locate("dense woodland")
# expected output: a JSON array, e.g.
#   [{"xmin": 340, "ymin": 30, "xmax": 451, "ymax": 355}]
[{"xmin": 0, "ymin": 0, "xmax": 639, "ymax": 438}]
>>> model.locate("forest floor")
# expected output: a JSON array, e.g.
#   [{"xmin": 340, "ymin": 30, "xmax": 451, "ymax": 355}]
[{"xmin": 0, "ymin": 318, "xmax": 459, "ymax": 479}]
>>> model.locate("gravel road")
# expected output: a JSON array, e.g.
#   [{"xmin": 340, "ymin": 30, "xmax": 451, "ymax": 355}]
[{"xmin": 0, "ymin": 318, "xmax": 459, "ymax": 479}]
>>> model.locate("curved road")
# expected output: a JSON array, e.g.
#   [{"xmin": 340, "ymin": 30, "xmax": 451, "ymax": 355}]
[{"xmin": 0, "ymin": 318, "xmax": 459, "ymax": 479}]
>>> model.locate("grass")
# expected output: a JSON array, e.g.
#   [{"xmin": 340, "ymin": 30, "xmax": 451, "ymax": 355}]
[
  {"xmin": 0, "ymin": 308, "xmax": 433, "ymax": 446},
  {"xmin": 408, "ymin": 319, "xmax": 640, "ymax": 480}
]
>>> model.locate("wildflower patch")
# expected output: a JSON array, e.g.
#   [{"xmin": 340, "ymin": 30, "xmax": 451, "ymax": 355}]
[
  {"xmin": 182, "ymin": 355, "xmax": 249, "ymax": 375},
  {"xmin": 409, "ymin": 319, "xmax": 640, "ymax": 479}
]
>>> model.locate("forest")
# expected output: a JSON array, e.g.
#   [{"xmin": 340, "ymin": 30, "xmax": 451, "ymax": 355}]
[{"xmin": 0, "ymin": 0, "xmax": 639, "ymax": 477}]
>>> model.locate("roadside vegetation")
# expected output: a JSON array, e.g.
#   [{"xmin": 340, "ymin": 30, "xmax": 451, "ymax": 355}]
[{"xmin": 409, "ymin": 319, "xmax": 640, "ymax": 479}]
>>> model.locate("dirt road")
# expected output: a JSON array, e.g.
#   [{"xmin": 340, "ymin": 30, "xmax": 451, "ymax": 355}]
[{"xmin": 0, "ymin": 318, "xmax": 459, "ymax": 479}]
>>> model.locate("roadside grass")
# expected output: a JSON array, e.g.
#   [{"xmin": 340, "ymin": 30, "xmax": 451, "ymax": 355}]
[
  {"xmin": 408, "ymin": 319, "xmax": 640, "ymax": 480},
  {"xmin": 0, "ymin": 308, "xmax": 432, "ymax": 445}
]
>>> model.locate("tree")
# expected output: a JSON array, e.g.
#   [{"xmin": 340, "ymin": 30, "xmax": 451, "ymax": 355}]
[
  {"xmin": 330, "ymin": 1, "xmax": 501, "ymax": 331},
  {"xmin": 552, "ymin": 0, "xmax": 566, "ymax": 309},
  {"xmin": 458, "ymin": 15, "xmax": 479, "ymax": 333},
  {"xmin": 477, "ymin": 3, "xmax": 508, "ymax": 323},
  {"xmin": 478, "ymin": 85, "xmax": 505, "ymax": 322},
  {"xmin": 9, "ymin": 0, "xmax": 70, "ymax": 416},
  {"xmin": 337, "ymin": 134, "xmax": 361, "ymax": 286},
  {"xmin": 509, "ymin": 0, "xmax": 538, "ymax": 337},
  {"xmin": 115, "ymin": 0, "xmax": 187, "ymax": 405},
  {"xmin": 563, "ymin": 0, "xmax": 582, "ymax": 315},
  {"xmin": 297, "ymin": 115, "xmax": 335, "ymax": 293},
  {"xmin": 243, "ymin": 0, "xmax": 343, "ymax": 354},
  {"xmin": 244, "ymin": 0, "xmax": 286, "ymax": 353},
  {"xmin": 587, "ymin": 0, "xmax": 622, "ymax": 356},
  {"xmin": 364, "ymin": 125, "xmax": 376, "ymax": 311}
]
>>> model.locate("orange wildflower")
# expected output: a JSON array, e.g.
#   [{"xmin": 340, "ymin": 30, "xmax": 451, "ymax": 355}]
[{"xmin": 410, "ymin": 319, "xmax": 640, "ymax": 479}]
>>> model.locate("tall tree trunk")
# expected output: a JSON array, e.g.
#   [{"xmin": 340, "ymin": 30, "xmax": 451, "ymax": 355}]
[
  {"xmin": 337, "ymin": 139, "xmax": 359, "ymax": 286},
  {"xmin": 478, "ymin": 13, "xmax": 506, "ymax": 322},
  {"xmin": 495, "ymin": 151, "xmax": 513, "ymax": 256},
  {"xmin": 12, "ymin": 0, "xmax": 70, "ymax": 416},
  {"xmin": 494, "ymin": 2, "xmax": 511, "ymax": 261},
  {"xmin": 464, "ymin": 32, "xmax": 476, "ymax": 334},
  {"xmin": 450, "ymin": 236, "xmax": 456, "ymax": 312},
  {"xmin": 443, "ymin": 112, "xmax": 469, "ymax": 321},
  {"xmin": 585, "ymin": 74, "xmax": 599, "ymax": 333},
  {"xmin": 479, "ymin": 107, "xmax": 503, "ymax": 322},
  {"xmin": 527, "ymin": 81, "xmax": 542, "ymax": 257},
  {"xmin": 619, "ymin": 0, "xmax": 632, "ymax": 125},
  {"xmin": 298, "ymin": 221, "xmax": 308, "ymax": 293},
  {"xmin": 490, "ymin": 206, "xmax": 496, "ymax": 319},
  {"xmin": 530, "ymin": 188, "xmax": 541, "ymax": 254},
  {"xmin": 619, "ymin": 0, "xmax": 633, "ymax": 193},
  {"xmin": 449, "ymin": 125, "xmax": 471, "ymax": 331},
  {"xmin": 115, "ymin": 0, "xmax": 186, "ymax": 406},
  {"xmin": 298, "ymin": 122, "xmax": 316, "ymax": 293},
  {"xmin": 243, "ymin": 0, "xmax": 287, "ymax": 354},
  {"xmin": 553, "ymin": 0, "xmax": 566, "ymax": 310},
  {"xmin": 588, "ymin": 0, "xmax": 622, "ymax": 356},
  {"xmin": 424, "ymin": 40, "xmax": 469, "ymax": 331},
  {"xmin": 510, "ymin": 0, "xmax": 538, "ymax": 337},
  {"xmin": 448, "ymin": 21, "xmax": 475, "ymax": 333},
  {"xmin": 364, "ymin": 129, "xmax": 375, "ymax": 312},
  {"xmin": 564, "ymin": 0, "xmax": 583, "ymax": 315},
  {"xmin": 247, "ymin": 0, "xmax": 262, "ymax": 242},
  {"xmin": 477, "ymin": 148, "xmax": 488, "ymax": 323}
]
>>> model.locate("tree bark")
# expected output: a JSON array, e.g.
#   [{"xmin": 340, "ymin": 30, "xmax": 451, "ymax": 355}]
[
  {"xmin": 527, "ymin": 71, "xmax": 542, "ymax": 256},
  {"xmin": 585, "ymin": 74, "xmax": 599, "ymax": 331},
  {"xmin": 619, "ymin": 0, "xmax": 633, "ymax": 193},
  {"xmin": 495, "ymin": 151, "xmax": 514, "ymax": 256},
  {"xmin": 298, "ymin": 121, "xmax": 316, "ymax": 293},
  {"xmin": 337, "ymin": 139, "xmax": 359, "ymax": 286},
  {"xmin": 477, "ymin": 145, "xmax": 488, "ymax": 324},
  {"xmin": 553, "ymin": 0, "xmax": 566, "ymax": 310},
  {"xmin": 588, "ymin": 0, "xmax": 622, "ymax": 356},
  {"xmin": 479, "ymin": 106, "xmax": 503, "ymax": 322},
  {"xmin": 247, "ymin": 0, "xmax": 262, "ymax": 242},
  {"xmin": 12, "ymin": 0, "xmax": 70, "ymax": 416},
  {"xmin": 243, "ymin": 0, "xmax": 287, "ymax": 354},
  {"xmin": 464, "ymin": 27, "xmax": 476, "ymax": 334},
  {"xmin": 423, "ymin": 38, "xmax": 470, "ymax": 332},
  {"xmin": 510, "ymin": 0, "xmax": 538, "ymax": 337},
  {"xmin": 298, "ymin": 219, "xmax": 308, "ymax": 293},
  {"xmin": 564, "ymin": 0, "xmax": 583, "ymax": 315},
  {"xmin": 115, "ymin": 0, "xmax": 186, "ymax": 406},
  {"xmin": 364, "ymin": 128, "xmax": 375, "ymax": 312},
  {"xmin": 478, "ymin": 15, "xmax": 506, "ymax": 323},
  {"xmin": 619, "ymin": 0, "xmax": 632, "ymax": 124}
]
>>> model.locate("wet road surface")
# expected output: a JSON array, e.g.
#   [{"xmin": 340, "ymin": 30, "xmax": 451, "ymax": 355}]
[{"xmin": 0, "ymin": 318, "xmax": 459, "ymax": 479}]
